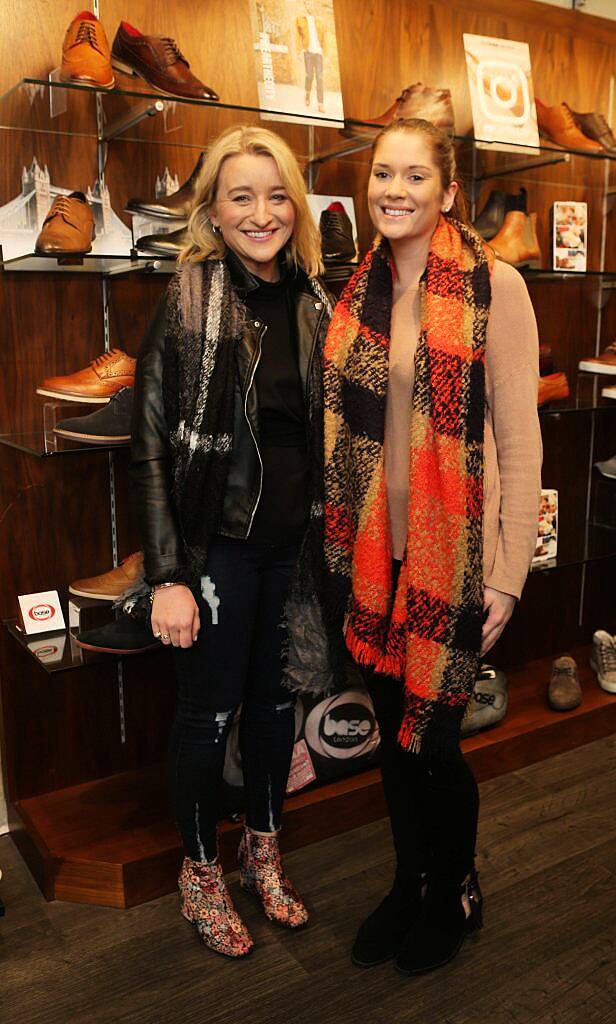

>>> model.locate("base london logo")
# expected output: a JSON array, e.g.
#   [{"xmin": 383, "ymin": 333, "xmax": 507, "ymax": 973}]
[
  {"xmin": 28, "ymin": 604, "xmax": 55, "ymax": 621},
  {"xmin": 304, "ymin": 691, "xmax": 379, "ymax": 760}
]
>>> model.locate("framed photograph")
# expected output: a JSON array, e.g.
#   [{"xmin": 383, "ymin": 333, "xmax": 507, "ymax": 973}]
[{"xmin": 249, "ymin": 0, "xmax": 344, "ymax": 126}]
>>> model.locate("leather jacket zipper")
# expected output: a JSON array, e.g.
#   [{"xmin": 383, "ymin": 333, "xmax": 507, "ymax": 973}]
[{"xmin": 244, "ymin": 322, "xmax": 266, "ymax": 535}]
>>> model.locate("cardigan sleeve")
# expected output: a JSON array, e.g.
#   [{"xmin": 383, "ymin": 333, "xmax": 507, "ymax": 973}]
[{"xmin": 484, "ymin": 260, "xmax": 543, "ymax": 599}]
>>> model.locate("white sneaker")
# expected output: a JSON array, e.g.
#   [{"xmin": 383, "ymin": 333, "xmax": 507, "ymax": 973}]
[
  {"xmin": 590, "ymin": 630, "xmax": 616, "ymax": 693},
  {"xmin": 602, "ymin": 385, "xmax": 616, "ymax": 400}
]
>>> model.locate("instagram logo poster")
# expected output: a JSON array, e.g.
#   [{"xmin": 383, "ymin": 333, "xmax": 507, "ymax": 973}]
[
  {"xmin": 249, "ymin": 0, "xmax": 344, "ymax": 127},
  {"xmin": 464, "ymin": 34, "xmax": 540, "ymax": 153}
]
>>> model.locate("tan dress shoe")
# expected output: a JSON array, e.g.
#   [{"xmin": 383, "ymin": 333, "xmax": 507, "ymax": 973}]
[
  {"xmin": 344, "ymin": 82, "xmax": 454, "ymax": 137},
  {"xmin": 69, "ymin": 552, "xmax": 144, "ymax": 601},
  {"xmin": 37, "ymin": 349, "xmax": 136, "ymax": 403},
  {"xmin": 548, "ymin": 656, "xmax": 582, "ymax": 712},
  {"xmin": 35, "ymin": 192, "xmax": 95, "ymax": 255},
  {"xmin": 111, "ymin": 22, "xmax": 219, "ymax": 101},
  {"xmin": 570, "ymin": 108, "xmax": 616, "ymax": 154},
  {"xmin": 60, "ymin": 11, "xmax": 114, "ymax": 89},
  {"xmin": 536, "ymin": 100, "xmax": 603, "ymax": 153},
  {"xmin": 491, "ymin": 211, "xmax": 541, "ymax": 268},
  {"xmin": 537, "ymin": 372, "xmax": 570, "ymax": 407},
  {"xmin": 579, "ymin": 341, "xmax": 616, "ymax": 375}
]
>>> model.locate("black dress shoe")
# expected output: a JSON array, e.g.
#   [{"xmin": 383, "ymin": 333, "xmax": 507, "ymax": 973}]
[
  {"xmin": 53, "ymin": 386, "xmax": 133, "ymax": 444},
  {"xmin": 126, "ymin": 153, "xmax": 204, "ymax": 220},
  {"xmin": 351, "ymin": 879, "xmax": 422, "ymax": 967},
  {"xmin": 135, "ymin": 225, "xmax": 190, "ymax": 257},
  {"xmin": 320, "ymin": 202, "xmax": 357, "ymax": 264},
  {"xmin": 474, "ymin": 188, "xmax": 527, "ymax": 241},
  {"xmin": 395, "ymin": 871, "xmax": 483, "ymax": 976},
  {"xmin": 75, "ymin": 613, "xmax": 161, "ymax": 655}
]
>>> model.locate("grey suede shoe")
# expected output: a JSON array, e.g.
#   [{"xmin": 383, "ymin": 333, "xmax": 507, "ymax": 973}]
[
  {"xmin": 548, "ymin": 655, "xmax": 582, "ymax": 711},
  {"xmin": 461, "ymin": 664, "xmax": 508, "ymax": 736}
]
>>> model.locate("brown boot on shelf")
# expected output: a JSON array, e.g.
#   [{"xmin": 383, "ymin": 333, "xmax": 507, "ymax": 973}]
[
  {"xmin": 538, "ymin": 372, "xmax": 570, "ymax": 407},
  {"xmin": 69, "ymin": 552, "xmax": 144, "ymax": 601},
  {"xmin": 178, "ymin": 856, "xmax": 253, "ymax": 958},
  {"xmin": 535, "ymin": 99, "xmax": 603, "ymax": 153},
  {"xmin": 490, "ymin": 210, "xmax": 541, "ymax": 268},
  {"xmin": 35, "ymin": 192, "xmax": 95, "ymax": 255},
  {"xmin": 343, "ymin": 83, "xmax": 454, "ymax": 138},
  {"xmin": 548, "ymin": 656, "xmax": 582, "ymax": 712},
  {"xmin": 570, "ymin": 107, "xmax": 616, "ymax": 155},
  {"xmin": 60, "ymin": 10, "xmax": 114, "ymax": 90},
  {"xmin": 36, "ymin": 349, "xmax": 136, "ymax": 403}
]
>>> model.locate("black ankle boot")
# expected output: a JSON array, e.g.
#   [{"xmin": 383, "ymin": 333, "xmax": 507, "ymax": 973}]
[
  {"xmin": 395, "ymin": 871, "xmax": 483, "ymax": 975},
  {"xmin": 351, "ymin": 878, "xmax": 422, "ymax": 967}
]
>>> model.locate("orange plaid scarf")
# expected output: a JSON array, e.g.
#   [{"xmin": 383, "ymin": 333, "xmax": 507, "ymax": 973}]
[{"xmin": 323, "ymin": 216, "xmax": 492, "ymax": 752}]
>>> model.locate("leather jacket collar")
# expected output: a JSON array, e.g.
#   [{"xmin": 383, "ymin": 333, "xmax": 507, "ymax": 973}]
[{"xmin": 224, "ymin": 246, "xmax": 307, "ymax": 297}]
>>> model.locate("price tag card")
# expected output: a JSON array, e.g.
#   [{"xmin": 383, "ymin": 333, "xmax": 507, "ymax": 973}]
[
  {"xmin": 17, "ymin": 590, "xmax": 66, "ymax": 635},
  {"xmin": 286, "ymin": 738, "xmax": 317, "ymax": 795}
]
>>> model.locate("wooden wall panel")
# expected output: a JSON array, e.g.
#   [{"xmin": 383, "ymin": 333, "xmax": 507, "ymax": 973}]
[{"xmin": 0, "ymin": 0, "xmax": 615, "ymax": 810}]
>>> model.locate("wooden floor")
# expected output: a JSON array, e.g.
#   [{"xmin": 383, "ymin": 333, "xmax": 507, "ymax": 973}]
[{"xmin": 1, "ymin": 735, "xmax": 615, "ymax": 1024}]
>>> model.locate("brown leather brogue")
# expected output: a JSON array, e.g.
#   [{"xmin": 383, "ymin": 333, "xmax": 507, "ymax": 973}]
[
  {"xmin": 35, "ymin": 192, "xmax": 95, "ymax": 255},
  {"xmin": 60, "ymin": 10, "xmax": 114, "ymax": 89},
  {"xmin": 69, "ymin": 552, "xmax": 144, "ymax": 602},
  {"xmin": 126, "ymin": 153, "xmax": 204, "ymax": 220},
  {"xmin": 36, "ymin": 350, "xmax": 136, "ymax": 403},
  {"xmin": 537, "ymin": 372, "xmax": 570, "ymax": 407},
  {"xmin": 344, "ymin": 83, "xmax": 455, "ymax": 138},
  {"xmin": 569, "ymin": 106, "xmax": 616, "ymax": 155},
  {"xmin": 536, "ymin": 99, "xmax": 603, "ymax": 153},
  {"xmin": 111, "ymin": 22, "xmax": 219, "ymax": 101}
]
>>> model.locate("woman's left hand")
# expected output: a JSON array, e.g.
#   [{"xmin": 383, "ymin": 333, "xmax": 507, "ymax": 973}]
[{"xmin": 481, "ymin": 587, "xmax": 516, "ymax": 656}]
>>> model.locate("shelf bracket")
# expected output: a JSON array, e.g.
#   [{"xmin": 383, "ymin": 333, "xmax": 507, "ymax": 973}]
[
  {"xmin": 304, "ymin": 136, "xmax": 372, "ymax": 191},
  {"xmin": 474, "ymin": 152, "xmax": 570, "ymax": 182},
  {"xmin": 101, "ymin": 99, "xmax": 165, "ymax": 143}
]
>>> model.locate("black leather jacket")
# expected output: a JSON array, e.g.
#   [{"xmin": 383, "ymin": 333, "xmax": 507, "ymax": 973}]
[{"xmin": 130, "ymin": 254, "xmax": 330, "ymax": 585}]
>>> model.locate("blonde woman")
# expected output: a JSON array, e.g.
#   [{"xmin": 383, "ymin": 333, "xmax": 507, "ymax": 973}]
[{"xmin": 130, "ymin": 126, "xmax": 331, "ymax": 958}]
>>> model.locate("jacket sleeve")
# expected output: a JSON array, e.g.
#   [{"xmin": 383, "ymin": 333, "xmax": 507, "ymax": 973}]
[
  {"xmin": 484, "ymin": 261, "xmax": 543, "ymax": 599},
  {"xmin": 130, "ymin": 292, "xmax": 187, "ymax": 585}
]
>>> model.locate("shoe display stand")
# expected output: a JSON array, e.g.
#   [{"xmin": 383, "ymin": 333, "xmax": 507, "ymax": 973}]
[{"xmin": 1, "ymin": 0, "xmax": 615, "ymax": 909}]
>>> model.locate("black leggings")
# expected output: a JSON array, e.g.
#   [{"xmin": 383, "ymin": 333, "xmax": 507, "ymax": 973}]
[
  {"xmin": 169, "ymin": 536, "xmax": 300, "ymax": 862},
  {"xmin": 367, "ymin": 672, "xmax": 479, "ymax": 887},
  {"xmin": 364, "ymin": 558, "xmax": 480, "ymax": 888}
]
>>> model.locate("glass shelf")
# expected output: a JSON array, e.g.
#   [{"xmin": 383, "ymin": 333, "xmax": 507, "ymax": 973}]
[
  {"xmin": 539, "ymin": 400, "xmax": 616, "ymax": 415},
  {"xmin": 0, "ymin": 249, "xmax": 175, "ymax": 275},
  {"xmin": 522, "ymin": 269, "xmax": 616, "ymax": 284},
  {"xmin": 3, "ymin": 620, "xmax": 121, "ymax": 674},
  {"xmin": 0, "ymin": 429, "xmax": 129, "ymax": 457},
  {"xmin": 1, "ymin": 78, "xmax": 615, "ymax": 168},
  {"xmin": 530, "ymin": 522, "xmax": 616, "ymax": 574}
]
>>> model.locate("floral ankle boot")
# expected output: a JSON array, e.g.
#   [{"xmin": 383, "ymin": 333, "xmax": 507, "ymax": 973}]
[
  {"xmin": 238, "ymin": 828, "xmax": 308, "ymax": 929},
  {"xmin": 178, "ymin": 856, "xmax": 253, "ymax": 958}
]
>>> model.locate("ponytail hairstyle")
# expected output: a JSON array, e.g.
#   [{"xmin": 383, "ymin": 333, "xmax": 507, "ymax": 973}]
[{"xmin": 372, "ymin": 117, "xmax": 474, "ymax": 229}]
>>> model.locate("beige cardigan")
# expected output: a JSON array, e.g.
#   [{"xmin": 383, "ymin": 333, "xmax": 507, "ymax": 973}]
[{"xmin": 385, "ymin": 259, "xmax": 543, "ymax": 600}]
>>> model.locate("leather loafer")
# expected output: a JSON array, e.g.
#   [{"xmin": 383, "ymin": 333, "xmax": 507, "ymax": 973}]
[
  {"xmin": 37, "ymin": 350, "xmax": 136, "ymax": 403},
  {"xmin": 126, "ymin": 153, "xmax": 204, "ymax": 220},
  {"xmin": 111, "ymin": 22, "xmax": 219, "ymax": 101},
  {"xmin": 135, "ymin": 225, "xmax": 190, "ymax": 258},
  {"xmin": 35, "ymin": 192, "xmax": 95, "ymax": 255},
  {"xmin": 60, "ymin": 10, "xmax": 114, "ymax": 89}
]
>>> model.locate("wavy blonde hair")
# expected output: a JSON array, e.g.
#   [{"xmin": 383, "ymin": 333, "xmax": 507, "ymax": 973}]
[{"xmin": 180, "ymin": 125, "xmax": 323, "ymax": 278}]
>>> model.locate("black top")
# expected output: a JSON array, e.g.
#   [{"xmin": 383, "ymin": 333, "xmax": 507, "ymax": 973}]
[{"xmin": 243, "ymin": 271, "xmax": 310, "ymax": 543}]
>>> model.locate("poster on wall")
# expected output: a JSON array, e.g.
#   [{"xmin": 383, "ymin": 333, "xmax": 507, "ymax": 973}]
[
  {"xmin": 463, "ymin": 34, "xmax": 540, "ymax": 153},
  {"xmin": 249, "ymin": 0, "xmax": 345, "ymax": 126}
]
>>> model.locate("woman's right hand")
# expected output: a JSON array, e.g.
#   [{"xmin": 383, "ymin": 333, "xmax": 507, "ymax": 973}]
[{"xmin": 151, "ymin": 585, "xmax": 201, "ymax": 649}]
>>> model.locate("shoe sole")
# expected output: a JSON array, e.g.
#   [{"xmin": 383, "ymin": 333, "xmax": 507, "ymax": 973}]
[
  {"xmin": 74, "ymin": 638, "xmax": 161, "ymax": 655},
  {"xmin": 59, "ymin": 71, "xmax": 115, "ymax": 90},
  {"xmin": 579, "ymin": 361, "xmax": 616, "ymax": 375},
  {"xmin": 351, "ymin": 949, "xmax": 399, "ymax": 968},
  {"xmin": 36, "ymin": 389, "xmax": 112, "ymax": 404},
  {"xmin": 125, "ymin": 203, "xmax": 188, "ymax": 221},
  {"xmin": 68, "ymin": 586, "xmax": 122, "ymax": 601},
  {"xmin": 53, "ymin": 427, "xmax": 130, "ymax": 443},
  {"xmin": 111, "ymin": 58, "xmax": 219, "ymax": 101},
  {"xmin": 602, "ymin": 387, "xmax": 616, "ymax": 399},
  {"xmin": 395, "ymin": 932, "xmax": 466, "ymax": 976},
  {"xmin": 590, "ymin": 656, "xmax": 616, "ymax": 693}
]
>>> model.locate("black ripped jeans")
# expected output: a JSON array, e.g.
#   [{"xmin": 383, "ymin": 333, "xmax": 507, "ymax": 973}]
[
  {"xmin": 364, "ymin": 560, "xmax": 480, "ymax": 890},
  {"xmin": 169, "ymin": 536, "xmax": 300, "ymax": 862}
]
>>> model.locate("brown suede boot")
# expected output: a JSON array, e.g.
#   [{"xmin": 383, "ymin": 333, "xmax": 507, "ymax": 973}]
[{"xmin": 491, "ymin": 210, "xmax": 541, "ymax": 268}]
